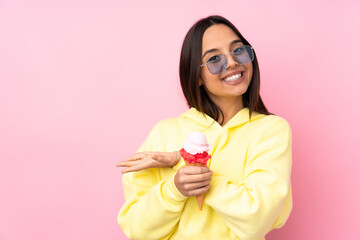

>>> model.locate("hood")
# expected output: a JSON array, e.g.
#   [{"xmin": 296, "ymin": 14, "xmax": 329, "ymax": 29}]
[{"xmin": 181, "ymin": 107, "xmax": 264, "ymax": 130}]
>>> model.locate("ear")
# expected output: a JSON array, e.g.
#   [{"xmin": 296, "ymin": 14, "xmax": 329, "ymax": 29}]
[{"xmin": 198, "ymin": 78, "xmax": 203, "ymax": 86}]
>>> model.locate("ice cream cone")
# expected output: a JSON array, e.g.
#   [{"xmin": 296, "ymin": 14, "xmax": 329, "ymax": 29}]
[
  {"xmin": 179, "ymin": 132, "xmax": 212, "ymax": 211},
  {"xmin": 185, "ymin": 161, "xmax": 206, "ymax": 210}
]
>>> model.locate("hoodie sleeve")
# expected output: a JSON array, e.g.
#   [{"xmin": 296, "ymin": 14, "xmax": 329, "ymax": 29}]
[
  {"xmin": 117, "ymin": 122, "xmax": 188, "ymax": 240},
  {"xmin": 204, "ymin": 117, "xmax": 293, "ymax": 240}
]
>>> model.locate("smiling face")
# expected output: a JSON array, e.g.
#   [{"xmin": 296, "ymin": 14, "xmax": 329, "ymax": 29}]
[{"xmin": 200, "ymin": 24, "xmax": 253, "ymax": 105}]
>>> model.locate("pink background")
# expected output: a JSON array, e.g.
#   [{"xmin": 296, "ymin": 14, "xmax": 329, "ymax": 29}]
[{"xmin": 1, "ymin": 0, "xmax": 359, "ymax": 239}]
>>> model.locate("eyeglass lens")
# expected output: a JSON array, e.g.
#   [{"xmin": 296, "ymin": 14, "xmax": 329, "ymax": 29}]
[{"xmin": 206, "ymin": 45, "xmax": 254, "ymax": 74}]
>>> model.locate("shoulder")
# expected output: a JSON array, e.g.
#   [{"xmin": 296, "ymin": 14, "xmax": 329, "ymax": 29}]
[
  {"xmin": 150, "ymin": 111, "xmax": 194, "ymax": 133},
  {"xmin": 250, "ymin": 114, "xmax": 292, "ymax": 143},
  {"xmin": 137, "ymin": 115, "xmax": 185, "ymax": 152},
  {"xmin": 156, "ymin": 116, "xmax": 183, "ymax": 127},
  {"xmin": 152, "ymin": 116, "xmax": 185, "ymax": 132},
  {"xmin": 252, "ymin": 113, "xmax": 291, "ymax": 131},
  {"xmin": 140, "ymin": 113, "xmax": 191, "ymax": 152}
]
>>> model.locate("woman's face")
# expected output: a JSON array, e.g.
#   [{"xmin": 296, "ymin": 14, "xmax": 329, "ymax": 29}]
[{"xmin": 200, "ymin": 24, "xmax": 253, "ymax": 104}]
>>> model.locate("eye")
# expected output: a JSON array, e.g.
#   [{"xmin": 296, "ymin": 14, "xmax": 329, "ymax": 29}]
[
  {"xmin": 207, "ymin": 55, "xmax": 221, "ymax": 63},
  {"xmin": 233, "ymin": 46, "xmax": 245, "ymax": 54}
]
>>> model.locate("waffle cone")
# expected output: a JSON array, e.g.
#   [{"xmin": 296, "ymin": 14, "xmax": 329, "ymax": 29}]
[{"xmin": 185, "ymin": 161, "xmax": 205, "ymax": 210}]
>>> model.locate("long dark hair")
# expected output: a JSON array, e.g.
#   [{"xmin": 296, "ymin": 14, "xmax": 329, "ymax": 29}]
[{"xmin": 179, "ymin": 15, "xmax": 272, "ymax": 124}]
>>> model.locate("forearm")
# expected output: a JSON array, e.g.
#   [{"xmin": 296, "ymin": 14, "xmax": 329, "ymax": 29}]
[
  {"xmin": 205, "ymin": 175, "xmax": 290, "ymax": 239},
  {"xmin": 118, "ymin": 172, "xmax": 187, "ymax": 239}
]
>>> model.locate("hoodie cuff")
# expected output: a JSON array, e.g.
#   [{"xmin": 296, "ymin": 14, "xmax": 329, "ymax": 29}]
[
  {"xmin": 173, "ymin": 158, "xmax": 185, "ymax": 171},
  {"xmin": 163, "ymin": 173, "xmax": 187, "ymax": 202}
]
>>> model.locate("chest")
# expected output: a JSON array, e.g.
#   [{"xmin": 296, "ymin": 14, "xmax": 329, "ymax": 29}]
[
  {"xmin": 166, "ymin": 127, "xmax": 255, "ymax": 183},
  {"xmin": 206, "ymin": 129, "xmax": 253, "ymax": 182}
]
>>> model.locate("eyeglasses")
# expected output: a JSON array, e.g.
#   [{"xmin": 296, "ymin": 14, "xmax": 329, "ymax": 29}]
[{"xmin": 200, "ymin": 45, "xmax": 254, "ymax": 75}]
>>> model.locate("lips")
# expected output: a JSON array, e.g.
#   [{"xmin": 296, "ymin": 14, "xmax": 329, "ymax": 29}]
[{"xmin": 221, "ymin": 70, "xmax": 244, "ymax": 80}]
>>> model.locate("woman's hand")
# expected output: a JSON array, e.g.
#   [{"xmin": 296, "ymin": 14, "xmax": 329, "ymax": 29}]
[
  {"xmin": 174, "ymin": 166, "xmax": 213, "ymax": 197},
  {"xmin": 117, "ymin": 151, "xmax": 181, "ymax": 174}
]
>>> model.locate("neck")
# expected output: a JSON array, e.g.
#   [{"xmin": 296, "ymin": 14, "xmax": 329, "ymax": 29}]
[{"xmin": 212, "ymin": 96, "xmax": 244, "ymax": 126}]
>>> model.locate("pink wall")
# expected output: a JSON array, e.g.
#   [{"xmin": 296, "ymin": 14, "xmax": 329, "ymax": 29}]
[{"xmin": 1, "ymin": 1, "xmax": 359, "ymax": 239}]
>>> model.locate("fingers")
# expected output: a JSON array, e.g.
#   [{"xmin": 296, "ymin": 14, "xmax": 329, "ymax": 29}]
[
  {"xmin": 117, "ymin": 156, "xmax": 140, "ymax": 167},
  {"xmin": 117, "ymin": 151, "xmax": 178, "ymax": 172},
  {"xmin": 181, "ymin": 171, "xmax": 212, "ymax": 183},
  {"xmin": 187, "ymin": 184, "xmax": 210, "ymax": 197},
  {"xmin": 180, "ymin": 166, "xmax": 212, "ymax": 182},
  {"xmin": 174, "ymin": 166, "xmax": 213, "ymax": 197},
  {"xmin": 117, "ymin": 160, "xmax": 139, "ymax": 168},
  {"xmin": 175, "ymin": 178, "xmax": 211, "ymax": 197},
  {"xmin": 184, "ymin": 179, "xmax": 211, "ymax": 190},
  {"xmin": 118, "ymin": 159, "xmax": 155, "ymax": 173},
  {"xmin": 122, "ymin": 152, "xmax": 148, "ymax": 162},
  {"xmin": 117, "ymin": 151, "xmax": 165, "ymax": 173},
  {"xmin": 181, "ymin": 166, "xmax": 211, "ymax": 175},
  {"xmin": 121, "ymin": 161, "xmax": 151, "ymax": 174},
  {"xmin": 116, "ymin": 152, "xmax": 153, "ymax": 167},
  {"xmin": 116, "ymin": 160, "xmax": 132, "ymax": 167}
]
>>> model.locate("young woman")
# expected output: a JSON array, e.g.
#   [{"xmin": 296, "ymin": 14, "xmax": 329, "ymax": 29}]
[{"xmin": 117, "ymin": 15, "xmax": 292, "ymax": 240}]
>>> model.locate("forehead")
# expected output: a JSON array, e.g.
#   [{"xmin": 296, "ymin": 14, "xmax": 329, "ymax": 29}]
[{"xmin": 202, "ymin": 24, "xmax": 240, "ymax": 52}]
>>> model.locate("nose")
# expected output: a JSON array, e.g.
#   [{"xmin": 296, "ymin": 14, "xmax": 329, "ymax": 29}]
[{"xmin": 225, "ymin": 52, "xmax": 238, "ymax": 69}]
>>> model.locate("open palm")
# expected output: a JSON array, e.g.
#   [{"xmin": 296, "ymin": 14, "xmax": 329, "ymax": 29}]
[{"xmin": 117, "ymin": 151, "xmax": 180, "ymax": 174}]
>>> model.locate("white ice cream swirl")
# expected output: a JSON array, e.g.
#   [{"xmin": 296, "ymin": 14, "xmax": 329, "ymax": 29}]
[{"xmin": 182, "ymin": 131, "xmax": 211, "ymax": 155}]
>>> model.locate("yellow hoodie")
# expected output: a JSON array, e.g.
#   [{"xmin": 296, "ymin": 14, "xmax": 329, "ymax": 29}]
[{"xmin": 118, "ymin": 107, "xmax": 292, "ymax": 240}]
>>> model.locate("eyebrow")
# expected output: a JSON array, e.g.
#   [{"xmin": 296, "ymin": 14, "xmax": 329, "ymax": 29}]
[{"xmin": 202, "ymin": 39, "xmax": 243, "ymax": 58}]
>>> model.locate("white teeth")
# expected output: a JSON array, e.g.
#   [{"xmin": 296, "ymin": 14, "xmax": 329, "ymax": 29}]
[{"xmin": 223, "ymin": 73, "xmax": 242, "ymax": 82}]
